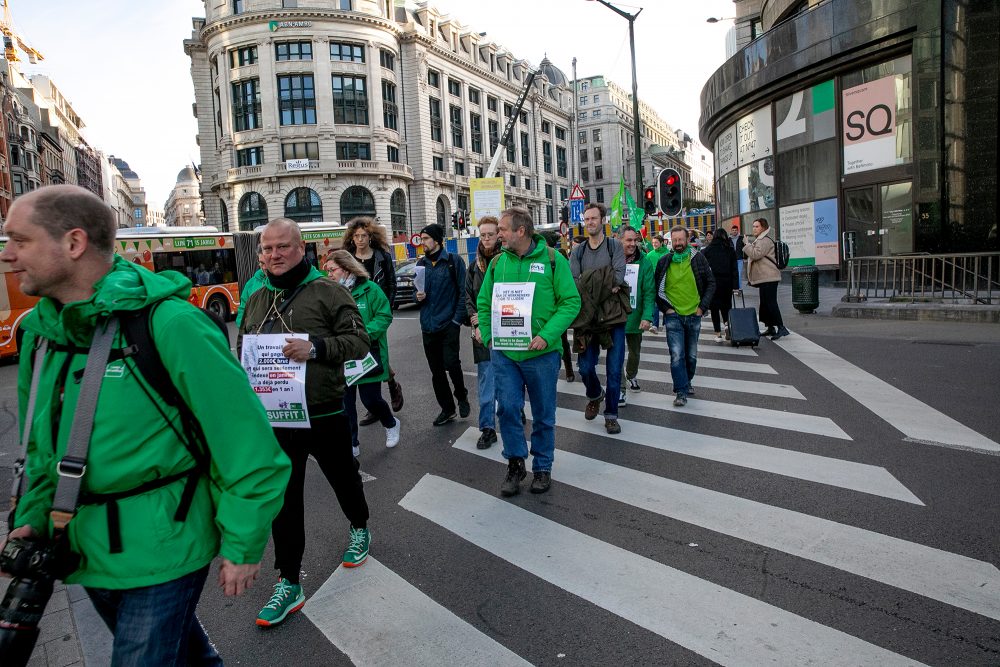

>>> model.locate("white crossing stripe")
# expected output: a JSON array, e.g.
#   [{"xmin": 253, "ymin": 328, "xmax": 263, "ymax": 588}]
[
  {"xmin": 626, "ymin": 369, "xmax": 804, "ymax": 399},
  {"xmin": 777, "ymin": 334, "xmax": 1000, "ymax": 455},
  {"xmin": 530, "ymin": 407, "xmax": 922, "ymax": 504},
  {"xmin": 304, "ymin": 557, "xmax": 530, "ymax": 666},
  {"xmin": 558, "ymin": 380, "xmax": 850, "ymax": 440},
  {"xmin": 627, "ymin": 352, "xmax": 777, "ymax": 374},
  {"xmin": 400, "ymin": 475, "xmax": 925, "ymax": 666},
  {"xmin": 454, "ymin": 430, "xmax": 998, "ymax": 621},
  {"xmin": 569, "ymin": 333, "xmax": 759, "ymax": 356}
]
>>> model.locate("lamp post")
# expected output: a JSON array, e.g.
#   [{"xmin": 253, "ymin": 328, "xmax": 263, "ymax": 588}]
[
  {"xmin": 586, "ymin": 0, "xmax": 643, "ymax": 201},
  {"xmin": 705, "ymin": 16, "xmax": 736, "ymax": 23}
]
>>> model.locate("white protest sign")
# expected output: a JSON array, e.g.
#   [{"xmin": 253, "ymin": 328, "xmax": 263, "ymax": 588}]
[
  {"xmin": 344, "ymin": 353, "xmax": 378, "ymax": 387},
  {"xmin": 241, "ymin": 333, "xmax": 311, "ymax": 428},
  {"xmin": 490, "ymin": 282, "xmax": 536, "ymax": 350},
  {"xmin": 414, "ymin": 265, "xmax": 426, "ymax": 293},
  {"xmin": 624, "ymin": 264, "xmax": 640, "ymax": 310}
]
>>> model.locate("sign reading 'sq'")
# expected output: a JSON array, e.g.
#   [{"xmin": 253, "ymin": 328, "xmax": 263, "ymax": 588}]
[{"xmin": 842, "ymin": 76, "xmax": 898, "ymax": 175}]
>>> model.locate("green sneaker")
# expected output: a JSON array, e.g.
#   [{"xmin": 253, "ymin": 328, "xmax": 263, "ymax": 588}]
[
  {"xmin": 342, "ymin": 527, "xmax": 370, "ymax": 567},
  {"xmin": 255, "ymin": 578, "xmax": 305, "ymax": 627}
]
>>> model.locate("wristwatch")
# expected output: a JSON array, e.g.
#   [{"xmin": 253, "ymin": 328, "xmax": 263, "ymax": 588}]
[{"xmin": 307, "ymin": 343, "xmax": 317, "ymax": 360}]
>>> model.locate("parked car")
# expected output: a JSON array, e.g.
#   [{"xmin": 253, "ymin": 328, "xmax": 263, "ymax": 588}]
[{"xmin": 393, "ymin": 258, "xmax": 420, "ymax": 309}]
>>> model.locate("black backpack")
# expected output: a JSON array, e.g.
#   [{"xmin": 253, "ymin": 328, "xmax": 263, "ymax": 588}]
[{"xmin": 769, "ymin": 238, "xmax": 791, "ymax": 270}]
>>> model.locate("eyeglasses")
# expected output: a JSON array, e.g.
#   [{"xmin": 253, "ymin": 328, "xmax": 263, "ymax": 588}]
[
  {"xmin": 480, "ymin": 231, "xmax": 498, "ymax": 238},
  {"xmin": 261, "ymin": 243, "xmax": 294, "ymax": 255}
]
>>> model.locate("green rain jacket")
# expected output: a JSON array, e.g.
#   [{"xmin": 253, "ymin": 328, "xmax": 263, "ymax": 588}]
[
  {"xmin": 235, "ymin": 268, "xmax": 267, "ymax": 328},
  {"xmin": 350, "ymin": 277, "xmax": 392, "ymax": 384},
  {"xmin": 13, "ymin": 256, "xmax": 291, "ymax": 589},
  {"xmin": 625, "ymin": 249, "xmax": 656, "ymax": 334},
  {"xmin": 476, "ymin": 234, "xmax": 581, "ymax": 362}
]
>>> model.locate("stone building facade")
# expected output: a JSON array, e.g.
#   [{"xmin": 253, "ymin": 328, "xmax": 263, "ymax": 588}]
[
  {"xmin": 185, "ymin": 0, "xmax": 575, "ymax": 236},
  {"xmin": 164, "ymin": 165, "xmax": 207, "ymax": 227}
]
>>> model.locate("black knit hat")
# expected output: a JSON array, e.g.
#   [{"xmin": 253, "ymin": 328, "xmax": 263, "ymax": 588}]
[{"xmin": 421, "ymin": 224, "xmax": 445, "ymax": 244}]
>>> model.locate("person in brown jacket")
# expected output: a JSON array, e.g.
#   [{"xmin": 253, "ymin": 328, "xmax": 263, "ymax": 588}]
[{"xmin": 743, "ymin": 217, "xmax": 789, "ymax": 340}]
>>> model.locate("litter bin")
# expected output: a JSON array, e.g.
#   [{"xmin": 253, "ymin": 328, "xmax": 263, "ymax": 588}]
[{"xmin": 791, "ymin": 266, "xmax": 819, "ymax": 314}]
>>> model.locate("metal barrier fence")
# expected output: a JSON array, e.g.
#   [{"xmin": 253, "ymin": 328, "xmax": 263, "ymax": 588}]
[{"xmin": 844, "ymin": 252, "xmax": 1000, "ymax": 304}]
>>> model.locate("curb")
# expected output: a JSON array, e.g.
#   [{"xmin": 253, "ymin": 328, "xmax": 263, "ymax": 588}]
[{"xmin": 832, "ymin": 302, "xmax": 1000, "ymax": 323}]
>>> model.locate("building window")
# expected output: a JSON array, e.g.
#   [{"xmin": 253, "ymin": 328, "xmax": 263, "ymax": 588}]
[
  {"xmin": 433, "ymin": 155, "xmax": 445, "ymax": 171},
  {"xmin": 592, "ymin": 110, "xmax": 601, "ymax": 118},
  {"xmin": 581, "ymin": 167, "xmax": 589, "ymax": 182},
  {"xmin": 450, "ymin": 105, "xmax": 464, "ymax": 148},
  {"xmin": 488, "ymin": 119, "xmax": 499, "ymax": 154},
  {"xmin": 332, "ymin": 76, "xmax": 368, "ymax": 125},
  {"xmin": 233, "ymin": 0, "xmax": 244, "ymax": 14},
  {"xmin": 519, "ymin": 111, "xmax": 527, "ymax": 125},
  {"xmin": 524, "ymin": 178, "xmax": 531, "ymax": 191},
  {"xmin": 578, "ymin": 111, "xmax": 586, "ymax": 121},
  {"xmin": 277, "ymin": 75, "xmax": 316, "ymax": 125},
  {"xmin": 238, "ymin": 192, "xmax": 267, "ymax": 231},
  {"xmin": 387, "ymin": 145, "xmax": 400, "ymax": 163},
  {"xmin": 580, "ymin": 81, "xmax": 589, "ymax": 91},
  {"xmin": 379, "ymin": 49, "xmax": 395, "ymax": 70},
  {"xmin": 231, "ymin": 78, "xmax": 261, "ymax": 132},
  {"xmin": 448, "ymin": 78, "xmax": 461, "ymax": 97},
  {"xmin": 594, "ymin": 146, "xmax": 602, "ymax": 161},
  {"xmin": 336, "ymin": 142, "xmax": 371, "ymax": 160},
  {"xmin": 487, "ymin": 95, "xmax": 498, "ymax": 112},
  {"xmin": 284, "ymin": 187, "xmax": 323, "ymax": 223},
  {"xmin": 506, "ymin": 141, "xmax": 515, "ymax": 164},
  {"xmin": 475, "ymin": 166, "xmax": 484, "ymax": 178},
  {"xmin": 330, "ymin": 42, "xmax": 364, "ymax": 62},
  {"xmin": 503, "ymin": 102, "xmax": 513, "ymax": 118},
  {"xmin": 596, "ymin": 188, "xmax": 605, "ymax": 203},
  {"xmin": 455, "ymin": 161, "xmax": 465, "ymax": 176},
  {"xmin": 542, "ymin": 140, "xmax": 552, "ymax": 173},
  {"xmin": 281, "ymin": 142, "xmax": 319, "ymax": 160},
  {"xmin": 556, "ymin": 146, "xmax": 567, "ymax": 177},
  {"xmin": 220, "ymin": 200, "xmax": 230, "ymax": 232},
  {"xmin": 340, "ymin": 186, "xmax": 376, "ymax": 221},
  {"xmin": 545, "ymin": 183, "xmax": 553, "ymax": 199},
  {"xmin": 593, "ymin": 129, "xmax": 601, "ymax": 141},
  {"xmin": 555, "ymin": 126, "xmax": 566, "ymax": 140},
  {"xmin": 520, "ymin": 132, "xmax": 530, "ymax": 168},
  {"xmin": 580, "ymin": 149, "xmax": 588, "ymax": 163},
  {"xmin": 236, "ymin": 146, "xmax": 263, "ymax": 166},
  {"xmin": 229, "ymin": 45, "xmax": 257, "ymax": 68},
  {"xmin": 578, "ymin": 130, "xmax": 587, "ymax": 144},
  {"xmin": 429, "ymin": 98, "xmax": 442, "ymax": 142},
  {"xmin": 509, "ymin": 174, "xmax": 517, "ymax": 188},
  {"xmin": 458, "ymin": 193, "xmax": 469, "ymax": 215},
  {"xmin": 390, "ymin": 188, "xmax": 407, "ymax": 235},
  {"xmin": 595, "ymin": 166, "xmax": 603, "ymax": 180},
  {"xmin": 428, "ymin": 69, "xmax": 440, "ymax": 88},
  {"xmin": 275, "ymin": 41, "xmax": 312, "ymax": 61},
  {"xmin": 382, "ymin": 80, "xmax": 398, "ymax": 130},
  {"xmin": 436, "ymin": 196, "xmax": 448, "ymax": 225},
  {"xmin": 542, "ymin": 120, "xmax": 550, "ymax": 134},
  {"xmin": 470, "ymin": 113, "xmax": 483, "ymax": 154},
  {"xmin": 282, "ymin": 0, "xmax": 297, "ymax": 7},
  {"xmin": 593, "ymin": 94, "xmax": 599, "ymax": 104},
  {"xmin": 468, "ymin": 87, "xmax": 480, "ymax": 105},
  {"xmin": 579, "ymin": 96, "xmax": 587, "ymax": 105},
  {"xmin": 547, "ymin": 205, "xmax": 554, "ymax": 224}
]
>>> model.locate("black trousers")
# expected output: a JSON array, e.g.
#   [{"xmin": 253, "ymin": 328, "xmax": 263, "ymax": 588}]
[
  {"xmin": 272, "ymin": 412, "xmax": 369, "ymax": 583},
  {"xmin": 757, "ymin": 282, "xmax": 784, "ymax": 328},
  {"xmin": 422, "ymin": 325, "xmax": 468, "ymax": 412},
  {"xmin": 710, "ymin": 304, "xmax": 731, "ymax": 333}
]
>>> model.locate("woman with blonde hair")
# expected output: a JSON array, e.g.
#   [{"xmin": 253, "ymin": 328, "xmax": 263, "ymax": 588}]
[
  {"xmin": 324, "ymin": 249, "xmax": 400, "ymax": 454},
  {"xmin": 343, "ymin": 216, "xmax": 404, "ymax": 414}
]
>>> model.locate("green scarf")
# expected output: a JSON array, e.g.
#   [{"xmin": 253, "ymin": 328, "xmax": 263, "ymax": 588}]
[{"xmin": 670, "ymin": 247, "xmax": 692, "ymax": 263}]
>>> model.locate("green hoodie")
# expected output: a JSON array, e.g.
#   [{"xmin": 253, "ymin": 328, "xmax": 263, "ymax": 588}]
[
  {"xmin": 350, "ymin": 278, "xmax": 392, "ymax": 384},
  {"xmin": 476, "ymin": 234, "xmax": 581, "ymax": 362},
  {"xmin": 625, "ymin": 249, "xmax": 656, "ymax": 334},
  {"xmin": 14, "ymin": 256, "xmax": 291, "ymax": 589}
]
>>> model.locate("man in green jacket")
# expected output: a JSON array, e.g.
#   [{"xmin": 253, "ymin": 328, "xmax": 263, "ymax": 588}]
[
  {"xmin": 476, "ymin": 207, "xmax": 581, "ymax": 496},
  {"xmin": 0, "ymin": 185, "xmax": 291, "ymax": 664},
  {"xmin": 619, "ymin": 226, "xmax": 655, "ymax": 406}
]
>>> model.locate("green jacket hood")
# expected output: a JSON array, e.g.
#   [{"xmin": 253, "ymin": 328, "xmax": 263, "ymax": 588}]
[
  {"xmin": 500, "ymin": 234, "xmax": 550, "ymax": 261},
  {"xmin": 22, "ymin": 256, "xmax": 192, "ymax": 346}
]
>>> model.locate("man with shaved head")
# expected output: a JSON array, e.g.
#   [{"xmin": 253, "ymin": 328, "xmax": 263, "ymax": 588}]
[
  {"xmin": 238, "ymin": 217, "xmax": 372, "ymax": 627},
  {"xmin": 0, "ymin": 185, "xmax": 290, "ymax": 663}
]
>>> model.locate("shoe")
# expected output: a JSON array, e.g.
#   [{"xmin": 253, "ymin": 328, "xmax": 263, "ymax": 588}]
[
  {"xmin": 770, "ymin": 326, "xmax": 790, "ymax": 341},
  {"xmin": 584, "ymin": 391, "xmax": 604, "ymax": 420},
  {"xmin": 477, "ymin": 428, "xmax": 497, "ymax": 449},
  {"xmin": 388, "ymin": 378, "xmax": 404, "ymax": 412},
  {"xmin": 359, "ymin": 411, "xmax": 378, "ymax": 426},
  {"xmin": 619, "ymin": 387, "xmax": 627, "ymax": 406},
  {"xmin": 385, "ymin": 419, "xmax": 400, "ymax": 448},
  {"xmin": 762, "ymin": 326, "xmax": 776, "ymax": 337},
  {"xmin": 432, "ymin": 411, "xmax": 456, "ymax": 426},
  {"xmin": 673, "ymin": 394, "xmax": 687, "ymax": 407},
  {"xmin": 688, "ymin": 387, "xmax": 695, "ymax": 396},
  {"xmin": 566, "ymin": 368, "xmax": 576, "ymax": 383},
  {"xmin": 256, "ymin": 578, "xmax": 305, "ymax": 627},
  {"xmin": 500, "ymin": 457, "xmax": 527, "ymax": 497},
  {"xmin": 529, "ymin": 471, "xmax": 551, "ymax": 494},
  {"xmin": 715, "ymin": 333, "xmax": 724, "ymax": 343},
  {"xmin": 342, "ymin": 527, "xmax": 370, "ymax": 567},
  {"xmin": 605, "ymin": 418, "xmax": 621, "ymax": 434},
  {"xmin": 458, "ymin": 399, "xmax": 471, "ymax": 419},
  {"xmin": 628, "ymin": 377, "xmax": 641, "ymax": 392},
  {"xmin": 648, "ymin": 326, "xmax": 659, "ymax": 334},
  {"xmin": 352, "ymin": 445, "xmax": 360, "ymax": 458}
]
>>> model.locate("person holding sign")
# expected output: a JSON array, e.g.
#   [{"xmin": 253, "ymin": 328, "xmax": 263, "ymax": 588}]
[
  {"xmin": 238, "ymin": 219, "xmax": 373, "ymax": 628},
  {"xmin": 324, "ymin": 250, "xmax": 401, "ymax": 455},
  {"xmin": 618, "ymin": 226, "xmax": 655, "ymax": 406},
  {"xmin": 475, "ymin": 207, "xmax": 580, "ymax": 496}
]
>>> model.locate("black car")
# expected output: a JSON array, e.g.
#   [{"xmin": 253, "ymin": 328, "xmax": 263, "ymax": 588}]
[{"xmin": 393, "ymin": 258, "xmax": 420, "ymax": 309}]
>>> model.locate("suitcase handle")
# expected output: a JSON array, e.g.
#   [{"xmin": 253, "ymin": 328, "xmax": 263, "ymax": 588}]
[{"xmin": 731, "ymin": 290, "xmax": 745, "ymax": 309}]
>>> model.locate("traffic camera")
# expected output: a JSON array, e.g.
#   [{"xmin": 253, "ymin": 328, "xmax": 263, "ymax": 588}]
[{"xmin": 658, "ymin": 168, "xmax": 682, "ymax": 217}]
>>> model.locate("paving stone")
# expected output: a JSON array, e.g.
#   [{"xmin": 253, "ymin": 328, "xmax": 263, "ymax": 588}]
[{"xmin": 43, "ymin": 632, "xmax": 83, "ymax": 667}]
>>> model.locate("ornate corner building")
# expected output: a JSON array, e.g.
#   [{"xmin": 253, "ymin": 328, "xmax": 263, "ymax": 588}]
[{"xmin": 185, "ymin": 0, "xmax": 576, "ymax": 238}]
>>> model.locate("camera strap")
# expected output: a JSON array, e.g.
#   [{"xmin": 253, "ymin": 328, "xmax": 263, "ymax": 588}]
[
  {"xmin": 9, "ymin": 339, "xmax": 50, "ymax": 509},
  {"xmin": 50, "ymin": 317, "xmax": 120, "ymax": 533}
]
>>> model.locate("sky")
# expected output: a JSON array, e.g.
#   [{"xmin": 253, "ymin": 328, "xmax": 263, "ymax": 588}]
[{"xmin": 12, "ymin": 0, "xmax": 735, "ymax": 207}]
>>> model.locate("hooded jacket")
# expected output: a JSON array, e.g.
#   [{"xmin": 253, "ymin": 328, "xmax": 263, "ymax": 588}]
[
  {"xmin": 417, "ymin": 247, "xmax": 467, "ymax": 333},
  {"xmin": 624, "ymin": 249, "xmax": 656, "ymax": 334},
  {"xmin": 14, "ymin": 256, "xmax": 291, "ymax": 589},
  {"xmin": 743, "ymin": 229, "xmax": 782, "ymax": 286},
  {"xmin": 349, "ymin": 277, "xmax": 392, "ymax": 384}
]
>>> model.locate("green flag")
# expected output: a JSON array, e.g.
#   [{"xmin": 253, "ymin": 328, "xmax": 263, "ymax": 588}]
[
  {"xmin": 623, "ymin": 187, "xmax": 645, "ymax": 231},
  {"xmin": 609, "ymin": 176, "xmax": 626, "ymax": 231}
]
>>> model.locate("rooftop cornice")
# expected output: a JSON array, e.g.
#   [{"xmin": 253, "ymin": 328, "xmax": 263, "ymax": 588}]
[{"xmin": 198, "ymin": 10, "xmax": 402, "ymax": 42}]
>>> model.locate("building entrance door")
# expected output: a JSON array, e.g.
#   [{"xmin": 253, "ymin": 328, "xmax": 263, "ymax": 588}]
[{"xmin": 843, "ymin": 181, "xmax": 913, "ymax": 263}]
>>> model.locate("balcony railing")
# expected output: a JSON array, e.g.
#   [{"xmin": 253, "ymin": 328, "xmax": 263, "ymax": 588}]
[
  {"xmin": 844, "ymin": 252, "xmax": 1000, "ymax": 305},
  {"xmin": 222, "ymin": 160, "xmax": 413, "ymax": 182}
]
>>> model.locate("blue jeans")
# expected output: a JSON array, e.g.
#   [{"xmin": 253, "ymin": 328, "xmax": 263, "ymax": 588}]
[
  {"xmin": 577, "ymin": 323, "xmax": 626, "ymax": 418},
  {"xmin": 664, "ymin": 312, "xmax": 701, "ymax": 396},
  {"xmin": 344, "ymin": 382, "xmax": 396, "ymax": 449},
  {"xmin": 652, "ymin": 306, "xmax": 661, "ymax": 328},
  {"xmin": 86, "ymin": 565, "xmax": 222, "ymax": 667},
  {"xmin": 476, "ymin": 359, "xmax": 496, "ymax": 430},
  {"xmin": 493, "ymin": 350, "xmax": 560, "ymax": 472}
]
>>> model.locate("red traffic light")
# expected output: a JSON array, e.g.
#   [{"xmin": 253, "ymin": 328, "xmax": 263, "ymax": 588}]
[
  {"xmin": 665, "ymin": 175, "xmax": 677, "ymax": 186},
  {"xmin": 643, "ymin": 187, "xmax": 655, "ymax": 201}
]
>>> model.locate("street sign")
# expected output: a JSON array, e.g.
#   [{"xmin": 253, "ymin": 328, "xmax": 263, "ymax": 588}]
[
  {"xmin": 569, "ymin": 184, "xmax": 586, "ymax": 200},
  {"xmin": 570, "ymin": 199, "xmax": 585, "ymax": 224},
  {"xmin": 410, "ymin": 233, "xmax": 422, "ymax": 247},
  {"xmin": 469, "ymin": 177, "xmax": 505, "ymax": 226}
]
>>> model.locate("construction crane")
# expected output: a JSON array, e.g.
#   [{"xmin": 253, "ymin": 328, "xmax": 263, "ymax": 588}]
[{"xmin": 1, "ymin": 0, "xmax": 43, "ymax": 64}]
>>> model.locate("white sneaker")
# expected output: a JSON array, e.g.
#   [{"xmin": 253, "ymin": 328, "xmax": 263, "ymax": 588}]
[
  {"xmin": 352, "ymin": 445, "xmax": 360, "ymax": 458},
  {"xmin": 385, "ymin": 419, "xmax": 401, "ymax": 448},
  {"xmin": 715, "ymin": 333, "xmax": 723, "ymax": 343},
  {"xmin": 619, "ymin": 387, "xmax": 628, "ymax": 406}
]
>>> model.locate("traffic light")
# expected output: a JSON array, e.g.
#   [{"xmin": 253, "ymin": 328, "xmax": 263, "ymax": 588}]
[
  {"xmin": 560, "ymin": 206, "xmax": 569, "ymax": 224},
  {"xmin": 451, "ymin": 211, "xmax": 459, "ymax": 229},
  {"xmin": 458, "ymin": 210, "xmax": 467, "ymax": 230},
  {"xmin": 643, "ymin": 186, "xmax": 657, "ymax": 215},
  {"xmin": 658, "ymin": 168, "xmax": 682, "ymax": 217}
]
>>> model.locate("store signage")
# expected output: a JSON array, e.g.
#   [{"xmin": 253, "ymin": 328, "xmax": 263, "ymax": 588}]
[
  {"xmin": 269, "ymin": 21, "xmax": 313, "ymax": 31},
  {"xmin": 285, "ymin": 159, "xmax": 311, "ymax": 171},
  {"xmin": 842, "ymin": 75, "xmax": 897, "ymax": 174}
]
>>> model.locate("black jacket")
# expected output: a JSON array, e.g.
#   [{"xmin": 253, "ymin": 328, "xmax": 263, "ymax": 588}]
[
  {"xmin": 653, "ymin": 251, "xmax": 717, "ymax": 314},
  {"xmin": 360, "ymin": 247, "xmax": 397, "ymax": 306},
  {"xmin": 701, "ymin": 241, "xmax": 739, "ymax": 309}
]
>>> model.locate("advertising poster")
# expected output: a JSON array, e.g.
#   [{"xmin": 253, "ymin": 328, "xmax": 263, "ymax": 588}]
[
  {"xmin": 491, "ymin": 282, "xmax": 536, "ymax": 350},
  {"xmin": 470, "ymin": 177, "xmax": 505, "ymax": 226},
  {"xmin": 775, "ymin": 80, "xmax": 835, "ymax": 152},
  {"xmin": 736, "ymin": 106, "xmax": 772, "ymax": 167},
  {"xmin": 842, "ymin": 75, "xmax": 897, "ymax": 174},
  {"xmin": 241, "ymin": 333, "xmax": 311, "ymax": 428},
  {"xmin": 715, "ymin": 124, "xmax": 737, "ymax": 177},
  {"xmin": 813, "ymin": 198, "xmax": 839, "ymax": 265},
  {"xmin": 778, "ymin": 198, "xmax": 839, "ymax": 266}
]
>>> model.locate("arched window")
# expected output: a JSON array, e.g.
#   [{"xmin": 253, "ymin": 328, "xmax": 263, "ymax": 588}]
[
  {"xmin": 284, "ymin": 187, "xmax": 323, "ymax": 223},
  {"xmin": 219, "ymin": 200, "xmax": 230, "ymax": 232},
  {"xmin": 340, "ymin": 185, "xmax": 376, "ymax": 222},
  {"xmin": 238, "ymin": 192, "xmax": 267, "ymax": 231},
  {"xmin": 435, "ymin": 195, "xmax": 449, "ymax": 226},
  {"xmin": 390, "ymin": 188, "xmax": 407, "ymax": 236}
]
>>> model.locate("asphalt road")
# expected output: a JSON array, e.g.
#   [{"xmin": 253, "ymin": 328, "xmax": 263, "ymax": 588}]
[{"xmin": 0, "ymin": 308, "xmax": 998, "ymax": 666}]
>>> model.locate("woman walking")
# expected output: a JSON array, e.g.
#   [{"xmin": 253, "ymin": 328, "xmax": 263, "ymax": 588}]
[{"xmin": 701, "ymin": 227, "xmax": 739, "ymax": 343}]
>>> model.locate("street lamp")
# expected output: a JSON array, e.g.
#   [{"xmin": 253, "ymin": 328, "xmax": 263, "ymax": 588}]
[
  {"xmin": 706, "ymin": 16, "xmax": 736, "ymax": 23},
  {"xmin": 585, "ymin": 0, "xmax": 644, "ymax": 203}
]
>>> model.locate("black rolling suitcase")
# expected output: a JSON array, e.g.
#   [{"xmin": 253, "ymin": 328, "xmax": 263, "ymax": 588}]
[{"xmin": 728, "ymin": 290, "xmax": 760, "ymax": 348}]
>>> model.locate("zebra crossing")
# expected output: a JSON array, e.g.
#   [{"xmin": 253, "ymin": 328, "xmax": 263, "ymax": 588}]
[{"xmin": 305, "ymin": 327, "xmax": 1000, "ymax": 665}]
